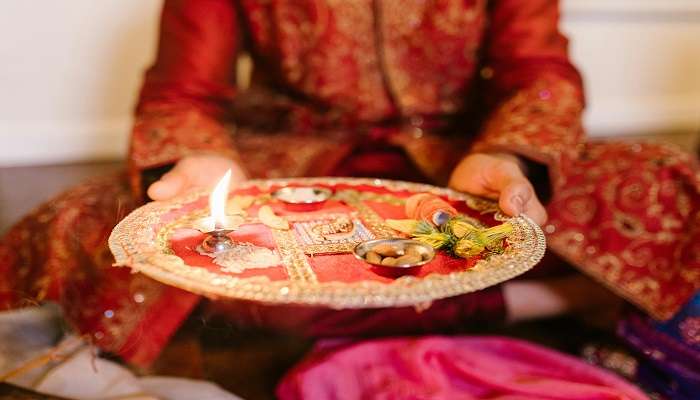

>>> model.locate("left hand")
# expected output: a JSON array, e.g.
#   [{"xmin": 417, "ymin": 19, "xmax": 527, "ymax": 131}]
[
  {"xmin": 147, "ymin": 154, "xmax": 247, "ymax": 201},
  {"xmin": 448, "ymin": 152, "xmax": 547, "ymax": 225}
]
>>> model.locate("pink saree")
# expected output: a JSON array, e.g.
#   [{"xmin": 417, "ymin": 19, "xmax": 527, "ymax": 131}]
[{"xmin": 277, "ymin": 336, "xmax": 648, "ymax": 400}]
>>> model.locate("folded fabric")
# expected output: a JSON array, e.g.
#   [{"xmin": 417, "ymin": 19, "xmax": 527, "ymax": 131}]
[{"xmin": 277, "ymin": 336, "xmax": 648, "ymax": 400}]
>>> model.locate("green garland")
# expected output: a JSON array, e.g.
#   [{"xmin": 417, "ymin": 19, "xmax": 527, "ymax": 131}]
[{"xmin": 386, "ymin": 216, "xmax": 513, "ymax": 259}]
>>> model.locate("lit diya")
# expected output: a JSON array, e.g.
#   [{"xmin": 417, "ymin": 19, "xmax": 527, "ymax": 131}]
[{"xmin": 190, "ymin": 170, "xmax": 245, "ymax": 254}]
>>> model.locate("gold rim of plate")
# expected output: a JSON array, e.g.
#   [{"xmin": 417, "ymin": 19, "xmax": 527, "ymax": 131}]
[{"xmin": 108, "ymin": 177, "xmax": 546, "ymax": 309}]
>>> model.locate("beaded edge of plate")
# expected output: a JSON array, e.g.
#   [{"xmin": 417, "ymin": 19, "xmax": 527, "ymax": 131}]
[{"xmin": 108, "ymin": 177, "xmax": 546, "ymax": 309}]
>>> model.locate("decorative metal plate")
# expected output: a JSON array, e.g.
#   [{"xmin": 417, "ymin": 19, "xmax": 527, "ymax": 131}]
[{"xmin": 108, "ymin": 178, "xmax": 546, "ymax": 309}]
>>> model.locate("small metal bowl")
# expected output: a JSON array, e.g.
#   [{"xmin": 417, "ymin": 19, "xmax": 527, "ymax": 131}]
[
  {"xmin": 353, "ymin": 238, "xmax": 435, "ymax": 269},
  {"xmin": 272, "ymin": 186, "xmax": 333, "ymax": 212},
  {"xmin": 190, "ymin": 215, "xmax": 246, "ymax": 254}
]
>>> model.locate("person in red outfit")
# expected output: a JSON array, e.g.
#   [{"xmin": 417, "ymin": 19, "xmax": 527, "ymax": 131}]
[{"xmin": 1, "ymin": 0, "xmax": 698, "ymax": 383}]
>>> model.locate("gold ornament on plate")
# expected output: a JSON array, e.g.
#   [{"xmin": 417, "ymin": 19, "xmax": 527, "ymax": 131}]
[{"xmin": 109, "ymin": 177, "xmax": 546, "ymax": 309}]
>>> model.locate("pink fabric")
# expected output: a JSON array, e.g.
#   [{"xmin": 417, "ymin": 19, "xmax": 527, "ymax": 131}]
[{"xmin": 277, "ymin": 336, "xmax": 648, "ymax": 400}]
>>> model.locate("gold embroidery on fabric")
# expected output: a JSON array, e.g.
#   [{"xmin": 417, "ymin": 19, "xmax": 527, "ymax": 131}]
[
  {"xmin": 378, "ymin": 0, "xmax": 487, "ymax": 115},
  {"xmin": 472, "ymin": 79, "xmax": 584, "ymax": 173},
  {"xmin": 547, "ymin": 142, "xmax": 700, "ymax": 320}
]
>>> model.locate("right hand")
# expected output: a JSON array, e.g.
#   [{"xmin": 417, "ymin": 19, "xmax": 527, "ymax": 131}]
[
  {"xmin": 449, "ymin": 152, "xmax": 548, "ymax": 226},
  {"xmin": 147, "ymin": 154, "xmax": 247, "ymax": 201}
]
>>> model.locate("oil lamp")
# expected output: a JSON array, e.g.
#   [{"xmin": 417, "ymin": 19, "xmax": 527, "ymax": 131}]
[{"xmin": 191, "ymin": 170, "xmax": 244, "ymax": 254}]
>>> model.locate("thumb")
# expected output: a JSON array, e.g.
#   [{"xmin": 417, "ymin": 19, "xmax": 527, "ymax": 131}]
[
  {"xmin": 498, "ymin": 179, "xmax": 533, "ymax": 217},
  {"xmin": 483, "ymin": 160, "xmax": 547, "ymax": 224},
  {"xmin": 147, "ymin": 170, "xmax": 186, "ymax": 201},
  {"xmin": 498, "ymin": 178, "xmax": 548, "ymax": 225}
]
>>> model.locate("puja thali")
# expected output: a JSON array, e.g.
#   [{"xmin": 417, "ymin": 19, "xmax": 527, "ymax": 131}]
[{"xmin": 108, "ymin": 177, "xmax": 546, "ymax": 309}]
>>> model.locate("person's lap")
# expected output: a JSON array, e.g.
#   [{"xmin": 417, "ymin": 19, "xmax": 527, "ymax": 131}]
[
  {"xmin": 2, "ymin": 139, "xmax": 696, "ymax": 331},
  {"xmin": 0, "ymin": 139, "xmax": 697, "ymax": 398}
]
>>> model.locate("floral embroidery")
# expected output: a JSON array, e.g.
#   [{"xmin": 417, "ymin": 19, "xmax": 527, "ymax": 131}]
[
  {"xmin": 379, "ymin": 0, "xmax": 487, "ymax": 115},
  {"xmin": 547, "ymin": 142, "xmax": 700, "ymax": 320}
]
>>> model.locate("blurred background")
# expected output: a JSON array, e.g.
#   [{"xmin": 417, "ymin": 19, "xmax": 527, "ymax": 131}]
[{"xmin": 0, "ymin": 0, "xmax": 699, "ymax": 230}]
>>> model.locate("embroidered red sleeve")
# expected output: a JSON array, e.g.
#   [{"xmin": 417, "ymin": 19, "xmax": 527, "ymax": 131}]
[
  {"xmin": 471, "ymin": 0, "xmax": 585, "ymax": 184},
  {"xmin": 128, "ymin": 0, "xmax": 241, "ymax": 196}
]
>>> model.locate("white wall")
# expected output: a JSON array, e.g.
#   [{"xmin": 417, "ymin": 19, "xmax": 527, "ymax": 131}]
[
  {"xmin": 0, "ymin": 0, "xmax": 698, "ymax": 167},
  {"xmin": 0, "ymin": 0, "xmax": 163, "ymax": 166},
  {"xmin": 562, "ymin": 0, "xmax": 700, "ymax": 136}
]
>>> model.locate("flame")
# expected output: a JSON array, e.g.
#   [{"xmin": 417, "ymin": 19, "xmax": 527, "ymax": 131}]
[{"xmin": 209, "ymin": 169, "xmax": 232, "ymax": 228}]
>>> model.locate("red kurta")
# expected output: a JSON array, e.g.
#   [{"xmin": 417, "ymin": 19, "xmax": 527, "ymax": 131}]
[{"xmin": 1, "ymin": 0, "xmax": 699, "ymax": 367}]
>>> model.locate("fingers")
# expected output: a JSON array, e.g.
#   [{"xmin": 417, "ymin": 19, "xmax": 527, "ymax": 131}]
[
  {"xmin": 228, "ymin": 164, "xmax": 248, "ymax": 186},
  {"xmin": 180, "ymin": 154, "xmax": 248, "ymax": 189},
  {"xmin": 523, "ymin": 196, "xmax": 548, "ymax": 226},
  {"xmin": 146, "ymin": 155, "xmax": 248, "ymax": 201},
  {"xmin": 449, "ymin": 154, "xmax": 548, "ymax": 225},
  {"xmin": 489, "ymin": 164, "xmax": 547, "ymax": 225},
  {"xmin": 500, "ymin": 181, "xmax": 547, "ymax": 225},
  {"xmin": 497, "ymin": 179, "xmax": 530, "ymax": 216},
  {"xmin": 448, "ymin": 155, "xmax": 500, "ymax": 199},
  {"xmin": 147, "ymin": 170, "xmax": 186, "ymax": 201}
]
